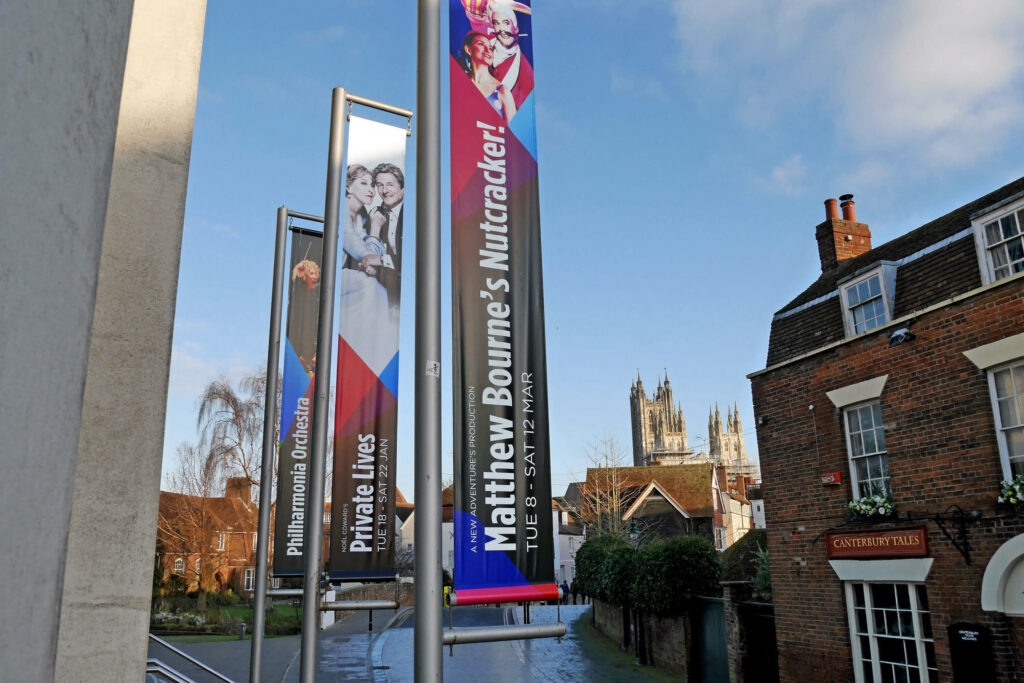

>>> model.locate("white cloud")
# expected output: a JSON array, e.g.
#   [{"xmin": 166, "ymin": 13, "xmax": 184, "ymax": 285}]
[
  {"xmin": 167, "ymin": 341, "xmax": 250, "ymax": 401},
  {"xmin": 669, "ymin": 0, "xmax": 1024, "ymax": 170},
  {"xmin": 764, "ymin": 154, "xmax": 808, "ymax": 197},
  {"xmin": 841, "ymin": 1, "xmax": 1024, "ymax": 163}
]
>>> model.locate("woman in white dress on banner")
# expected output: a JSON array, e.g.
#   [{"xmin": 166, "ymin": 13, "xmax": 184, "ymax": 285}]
[{"xmin": 340, "ymin": 164, "xmax": 396, "ymax": 374}]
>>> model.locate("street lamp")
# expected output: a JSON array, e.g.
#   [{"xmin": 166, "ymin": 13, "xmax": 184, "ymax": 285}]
[{"xmin": 627, "ymin": 518, "xmax": 648, "ymax": 666}]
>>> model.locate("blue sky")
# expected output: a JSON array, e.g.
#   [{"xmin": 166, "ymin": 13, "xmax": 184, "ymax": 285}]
[{"xmin": 164, "ymin": 0, "xmax": 1024, "ymax": 500}]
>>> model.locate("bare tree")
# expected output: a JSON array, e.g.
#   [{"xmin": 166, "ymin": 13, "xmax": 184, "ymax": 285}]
[
  {"xmin": 157, "ymin": 443, "xmax": 229, "ymax": 611},
  {"xmin": 197, "ymin": 369, "xmax": 269, "ymax": 487},
  {"xmin": 578, "ymin": 433, "xmax": 633, "ymax": 538}
]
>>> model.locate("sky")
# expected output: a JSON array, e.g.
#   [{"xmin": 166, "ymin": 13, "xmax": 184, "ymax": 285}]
[{"xmin": 163, "ymin": 0, "xmax": 1024, "ymax": 502}]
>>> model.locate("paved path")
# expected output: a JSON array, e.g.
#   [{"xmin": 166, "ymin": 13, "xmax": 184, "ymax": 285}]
[
  {"xmin": 148, "ymin": 605, "xmax": 674, "ymax": 682},
  {"xmin": 375, "ymin": 605, "xmax": 675, "ymax": 683}
]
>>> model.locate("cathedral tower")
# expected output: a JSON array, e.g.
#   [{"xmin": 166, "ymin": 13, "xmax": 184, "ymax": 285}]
[{"xmin": 630, "ymin": 371, "xmax": 692, "ymax": 466}]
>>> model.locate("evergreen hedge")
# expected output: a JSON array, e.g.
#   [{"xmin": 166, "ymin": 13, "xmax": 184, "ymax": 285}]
[
  {"xmin": 574, "ymin": 534, "xmax": 627, "ymax": 600},
  {"xmin": 575, "ymin": 533, "xmax": 722, "ymax": 615}
]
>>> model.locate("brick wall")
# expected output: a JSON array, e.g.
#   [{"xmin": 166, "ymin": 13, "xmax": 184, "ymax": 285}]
[
  {"xmin": 592, "ymin": 598, "xmax": 627, "ymax": 649},
  {"xmin": 751, "ymin": 276, "xmax": 1024, "ymax": 681},
  {"xmin": 645, "ymin": 610, "xmax": 690, "ymax": 677},
  {"xmin": 592, "ymin": 598, "xmax": 699, "ymax": 679}
]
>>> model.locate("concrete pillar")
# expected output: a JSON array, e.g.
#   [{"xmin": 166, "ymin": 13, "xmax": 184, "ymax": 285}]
[
  {"xmin": 0, "ymin": 2, "xmax": 135, "ymax": 681},
  {"xmin": 55, "ymin": 1, "xmax": 207, "ymax": 681}
]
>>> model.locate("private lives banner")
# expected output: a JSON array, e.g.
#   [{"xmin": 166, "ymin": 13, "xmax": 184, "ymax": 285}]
[
  {"xmin": 329, "ymin": 117, "xmax": 408, "ymax": 580},
  {"xmin": 449, "ymin": 0, "xmax": 557, "ymax": 604}
]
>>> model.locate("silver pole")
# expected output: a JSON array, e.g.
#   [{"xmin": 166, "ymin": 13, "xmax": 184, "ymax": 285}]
[
  {"xmin": 299, "ymin": 86, "xmax": 347, "ymax": 682},
  {"xmin": 249, "ymin": 206, "xmax": 289, "ymax": 683},
  {"xmin": 442, "ymin": 622, "xmax": 567, "ymax": 646},
  {"xmin": 414, "ymin": 0, "xmax": 442, "ymax": 680}
]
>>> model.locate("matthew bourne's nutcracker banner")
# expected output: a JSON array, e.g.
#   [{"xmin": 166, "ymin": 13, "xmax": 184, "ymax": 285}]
[{"xmin": 449, "ymin": 0, "xmax": 557, "ymax": 604}]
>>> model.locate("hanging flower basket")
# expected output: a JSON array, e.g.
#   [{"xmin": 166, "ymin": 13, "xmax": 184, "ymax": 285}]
[
  {"xmin": 997, "ymin": 475, "xmax": 1024, "ymax": 514},
  {"xmin": 847, "ymin": 495, "xmax": 895, "ymax": 521}
]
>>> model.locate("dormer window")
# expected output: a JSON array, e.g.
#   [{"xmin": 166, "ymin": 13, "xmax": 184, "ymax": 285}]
[
  {"xmin": 982, "ymin": 210, "xmax": 1024, "ymax": 281},
  {"xmin": 839, "ymin": 265, "xmax": 896, "ymax": 337},
  {"xmin": 972, "ymin": 195, "xmax": 1024, "ymax": 284}
]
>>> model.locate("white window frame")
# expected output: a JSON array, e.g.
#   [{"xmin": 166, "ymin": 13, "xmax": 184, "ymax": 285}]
[
  {"xmin": 844, "ymin": 581, "xmax": 937, "ymax": 683},
  {"xmin": 174, "ymin": 558, "xmax": 184, "ymax": 574},
  {"xmin": 216, "ymin": 532, "xmax": 226, "ymax": 551},
  {"xmin": 987, "ymin": 359, "xmax": 1024, "ymax": 480},
  {"xmin": 838, "ymin": 264, "xmax": 897, "ymax": 337},
  {"xmin": 963, "ymin": 333, "xmax": 1024, "ymax": 479},
  {"xmin": 252, "ymin": 532, "xmax": 258, "ymax": 553},
  {"xmin": 972, "ymin": 195, "xmax": 1024, "ymax": 285},
  {"xmin": 244, "ymin": 567, "xmax": 255, "ymax": 592},
  {"xmin": 844, "ymin": 400, "xmax": 890, "ymax": 498}
]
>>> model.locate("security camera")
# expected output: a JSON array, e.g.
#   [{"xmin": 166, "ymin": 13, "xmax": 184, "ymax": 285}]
[{"xmin": 889, "ymin": 327, "xmax": 916, "ymax": 348}]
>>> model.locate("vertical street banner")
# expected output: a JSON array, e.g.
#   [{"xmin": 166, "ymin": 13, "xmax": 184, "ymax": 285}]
[
  {"xmin": 449, "ymin": 0, "xmax": 558, "ymax": 604},
  {"xmin": 273, "ymin": 228, "xmax": 323, "ymax": 576},
  {"xmin": 330, "ymin": 117, "xmax": 408, "ymax": 580}
]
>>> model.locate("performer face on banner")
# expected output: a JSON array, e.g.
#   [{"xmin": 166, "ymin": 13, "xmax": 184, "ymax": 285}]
[
  {"xmin": 464, "ymin": 32, "xmax": 495, "ymax": 69},
  {"xmin": 347, "ymin": 167, "xmax": 375, "ymax": 209},
  {"xmin": 489, "ymin": 9, "xmax": 518, "ymax": 50},
  {"xmin": 375, "ymin": 172, "xmax": 404, "ymax": 209}
]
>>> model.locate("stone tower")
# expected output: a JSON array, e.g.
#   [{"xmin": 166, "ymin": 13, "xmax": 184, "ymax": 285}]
[
  {"xmin": 630, "ymin": 372, "xmax": 692, "ymax": 466},
  {"xmin": 707, "ymin": 402, "xmax": 758, "ymax": 480}
]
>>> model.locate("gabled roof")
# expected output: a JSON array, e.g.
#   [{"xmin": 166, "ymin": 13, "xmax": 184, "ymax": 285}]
[
  {"xmin": 561, "ymin": 482, "xmax": 585, "ymax": 512},
  {"xmin": 585, "ymin": 464, "xmax": 713, "ymax": 518},
  {"xmin": 621, "ymin": 480, "xmax": 690, "ymax": 520}
]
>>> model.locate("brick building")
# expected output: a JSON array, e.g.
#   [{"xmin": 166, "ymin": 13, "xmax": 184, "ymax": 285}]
[
  {"xmin": 156, "ymin": 477, "xmax": 260, "ymax": 596},
  {"xmin": 749, "ymin": 180, "xmax": 1024, "ymax": 681}
]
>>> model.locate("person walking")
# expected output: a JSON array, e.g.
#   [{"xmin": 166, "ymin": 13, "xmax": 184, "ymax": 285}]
[
  {"xmin": 570, "ymin": 579, "xmax": 578, "ymax": 605},
  {"xmin": 560, "ymin": 580, "xmax": 570, "ymax": 605}
]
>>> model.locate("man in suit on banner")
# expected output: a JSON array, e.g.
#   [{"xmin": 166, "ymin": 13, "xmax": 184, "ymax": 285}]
[
  {"xmin": 369, "ymin": 163, "xmax": 404, "ymax": 310},
  {"xmin": 488, "ymin": 1, "xmax": 533, "ymax": 109}
]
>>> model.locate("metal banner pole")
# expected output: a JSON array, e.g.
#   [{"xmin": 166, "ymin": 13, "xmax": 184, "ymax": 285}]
[
  {"xmin": 249, "ymin": 206, "xmax": 289, "ymax": 682},
  {"xmin": 299, "ymin": 86, "xmax": 347, "ymax": 683},
  {"xmin": 414, "ymin": 0, "xmax": 442, "ymax": 680}
]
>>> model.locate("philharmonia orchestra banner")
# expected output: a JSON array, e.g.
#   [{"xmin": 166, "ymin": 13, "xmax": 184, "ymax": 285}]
[
  {"xmin": 449, "ymin": 0, "xmax": 558, "ymax": 604},
  {"xmin": 329, "ymin": 117, "xmax": 408, "ymax": 580},
  {"xmin": 273, "ymin": 228, "xmax": 323, "ymax": 576}
]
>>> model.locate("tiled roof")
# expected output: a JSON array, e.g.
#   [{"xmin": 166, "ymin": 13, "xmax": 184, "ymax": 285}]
[
  {"xmin": 766, "ymin": 176, "xmax": 1024, "ymax": 366},
  {"xmin": 585, "ymin": 464, "xmax": 713, "ymax": 518}
]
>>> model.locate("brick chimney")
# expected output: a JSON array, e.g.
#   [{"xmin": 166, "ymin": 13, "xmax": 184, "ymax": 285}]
[
  {"xmin": 816, "ymin": 194, "xmax": 871, "ymax": 272},
  {"xmin": 225, "ymin": 477, "xmax": 252, "ymax": 501}
]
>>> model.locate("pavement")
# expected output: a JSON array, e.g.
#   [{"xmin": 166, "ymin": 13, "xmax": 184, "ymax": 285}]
[{"xmin": 148, "ymin": 604, "xmax": 675, "ymax": 682}]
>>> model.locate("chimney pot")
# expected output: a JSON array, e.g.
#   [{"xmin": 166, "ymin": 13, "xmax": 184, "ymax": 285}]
[
  {"xmin": 840, "ymin": 194, "xmax": 856, "ymax": 221},
  {"xmin": 824, "ymin": 198, "xmax": 839, "ymax": 220}
]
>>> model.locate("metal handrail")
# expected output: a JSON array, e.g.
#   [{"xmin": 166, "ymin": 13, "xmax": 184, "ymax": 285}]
[
  {"xmin": 146, "ymin": 658, "xmax": 197, "ymax": 683},
  {"xmin": 148, "ymin": 634, "xmax": 236, "ymax": 683}
]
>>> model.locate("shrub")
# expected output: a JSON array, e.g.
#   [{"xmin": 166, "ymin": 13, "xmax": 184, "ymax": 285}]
[
  {"xmin": 720, "ymin": 528, "xmax": 767, "ymax": 583},
  {"xmin": 212, "ymin": 589, "xmax": 241, "ymax": 606},
  {"xmin": 575, "ymin": 535, "xmax": 628, "ymax": 600},
  {"xmin": 599, "ymin": 544, "xmax": 636, "ymax": 605},
  {"xmin": 632, "ymin": 536, "xmax": 721, "ymax": 615}
]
